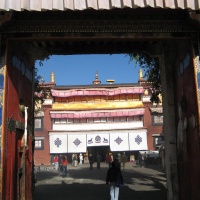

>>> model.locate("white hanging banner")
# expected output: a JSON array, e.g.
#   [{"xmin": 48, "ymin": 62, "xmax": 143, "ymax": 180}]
[
  {"xmin": 49, "ymin": 134, "xmax": 68, "ymax": 154},
  {"xmin": 110, "ymin": 132, "xmax": 129, "ymax": 151},
  {"xmin": 68, "ymin": 134, "xmax": 87, "ymax": 153},
  {"xmin": 87, "ymin": 133, "xmax": 109, "ymax": 147},
  {"xmin": 129, "ymin": 130, "xmax": 148, "ymax": 150}
]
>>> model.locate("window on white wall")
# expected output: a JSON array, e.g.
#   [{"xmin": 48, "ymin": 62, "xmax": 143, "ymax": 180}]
[
  {"xmin": 68, "ymin": 119, "xmax": 73, "ymax": 124},
  {"xmin": 120, "ymin": 117, "xmax": 126, "ymax": 122},
  {"xmin": 114, "ymin": 117, "xmax": 120, "ymax": 122},
  {"xmin": 128, "ymin": 116, "xmax": 134, "ymax": 121},
  {"xmin": 54, "ymin": 119, "xmax": 60, "ymax": 124},
  {"xmin": 60, "ymin": 118, "xmax": 67, "ymax": 124},
  {"xmin": 101, "ymin": 117, "xmax": 107, "ymax": 122},
  {"xmin": 94, "ymin": 118, "xmax": 101, "ymax": 123},
  {"xmin": 107, "ymin": 117, "xmax": 113, "ymax": 122},
  {"xmin": 80, "ymin": 118, "xmax": 87, "ymax": 123},
  {"xmin": 134, "ymin": 116, "xmax": 140, "ymax": 121},
  {"xmin": 88, "ymin": 118, "xmax": 94, "ymax": 123},
  {"xmin": 74, "ymin": 118, "xmax": 79, "ymax": 123}
]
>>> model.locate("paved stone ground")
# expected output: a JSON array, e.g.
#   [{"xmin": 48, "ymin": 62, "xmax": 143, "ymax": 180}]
[{"xmin": 33, "ymin": 162, "xmax": 167, "ymax": 200}]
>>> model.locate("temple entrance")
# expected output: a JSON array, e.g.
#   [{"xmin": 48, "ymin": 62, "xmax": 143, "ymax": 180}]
[
  {"xmin": 0, "ymin": 7, "xmax": 199, "ymax": 200},
  {"xmin": 87, "ymin": 146, "xmax": 110, "ymax": 162}
]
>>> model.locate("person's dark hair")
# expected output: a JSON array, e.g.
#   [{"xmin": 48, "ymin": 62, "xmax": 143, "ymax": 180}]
[{"xmin": 111, "ymin": 161, "xmax": 115, "ymax": 167}]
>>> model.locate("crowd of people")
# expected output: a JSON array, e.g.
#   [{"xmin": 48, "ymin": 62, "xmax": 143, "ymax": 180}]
[
  {"xmin": 53, "ymin": 151, "xmax": 164, "ymax": 200},
  {"xmin": 53, "ymin": 152, "xmax": 127, "ymax": 200},
  {"xmin": 53, "ymin": 152, "xmax": 128, "ymax": 171},
  {"xmin": 53, "ymin": 155, "xmax": 69, "ymax": 177}
]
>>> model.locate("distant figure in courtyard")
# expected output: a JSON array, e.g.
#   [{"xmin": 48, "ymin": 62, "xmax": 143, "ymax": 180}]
[
  {"xmin": 159, "ymin": 145, "xmax": 165, "ymax": 170},
  {"xmin": 138, "ymin": 152, "xmax": 143, "ymax": 167},
  {"xmin": 114, "ymin": 155, "xmax": 121, "ymax": 169},
  {"xmin": 59, "ymin": 155, "xmax": 63, "ymax": 171},
  {"xmin": 106, "ymin": 161, "xmax": 123, "ymax": 200},
  {"xmin": 117, "ymin": 153, "xmax": 121, "ymax": 164},
  {"xmin": 53, "ymin": 155, "xmax": 59, "ymax": 171},
  {"xmin": 72, "ymin": 154, "xmax": 76, "ymax": 166},
  {"xmin": 121, "ymin": 152, "xmax": 128, "ymax": 170},
  {"xmin": 89, "ymin": 153, "xmax": 94, "ymax": 170},
  {"xmin": 106, "ymin": 152, "xmax": 113, "ymax": 168},
  {"xmin": 143, "ymin": 152, "xmax": 147, "ymax": 167},
  {"xmin": 61, "ymin": 155, "xmax": 68, "ymax": 177},
  {"xmin": 79, "ymin": 153, "xmax": 83, "ymax": 165},
  {"xmin": 96, "ymin": 152, "xmax": 102, "ymax": 169}
]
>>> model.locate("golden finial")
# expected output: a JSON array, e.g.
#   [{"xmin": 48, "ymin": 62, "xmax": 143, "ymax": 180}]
[
  {"xmin": 51, "ymin": 72, "xmax": 55, "ymax": 83},
  {"xmin": 95, "ymin": 71, "xmax": 99, "ymax": 79},
  {"xmin": 139, "ymin": 68, "xmax": 143, "ymax": 79},
  {"xmin": 93, "ymin": 70, "xmax": 101, "ymax": 84}
]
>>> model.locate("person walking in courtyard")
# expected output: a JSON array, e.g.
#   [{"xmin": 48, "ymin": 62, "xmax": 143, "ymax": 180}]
[
  {"xmin": 106, "ymin": 152, "xmax": 113, "ymax": 168},
  {"xmin": 58, "ymin": 154, "xmax": 63, "ymax": 171},
  {"xmin": 89, "ymin": 153, "xmax": 94, "ymax": 170},
  {"xmin": 53, "ymin": 155, "xmax": 59, "ymax": 171},
  {"xmin": 106, "ymin": 161, "xmax": 123, "ymax": 200},
  {"xmin": 143, "ymin": 152, "xmax": 147, "ymax": 167},
  {"xmin": 61, "ymin": 156, "xmax": 68, "ymax": 177},
  {"xmin": 117, "ymin": 153, "xmax": 121, "ymax": 164},
  {"xmin": 121, "ymin": 152, "xmax": 128, "ymax": 170},
  {"xmin": 114, "ymin": 155, "xmax": 121, "ymax": 169},
  {"xmin": 79, "ymin": 153, "xmax": 83, "ymax": 165},
  {"xmin": 138, "ymin": 152, "xmax": 143, "ymax": 167},
  {"xmin": 96, "ymin": 152, "xmax": 101, "ymax": 169},
  {"xmin": 72, "ymin": 154, "xmax": 76, "ymax": 166}
]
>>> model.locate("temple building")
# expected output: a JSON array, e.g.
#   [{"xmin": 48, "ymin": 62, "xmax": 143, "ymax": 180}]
[{"xmin": 34, "ymin": 70, "xmax": 163, "ymax": 165}]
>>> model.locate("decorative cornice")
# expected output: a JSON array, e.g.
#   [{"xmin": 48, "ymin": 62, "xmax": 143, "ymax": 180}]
[
  {"xmin": 1, "ymin": 10, "xmax": 199, "ymax": 39},
  {"xmin": 1, "ymin": 10, "xmax": 199, "ymax": 60}
]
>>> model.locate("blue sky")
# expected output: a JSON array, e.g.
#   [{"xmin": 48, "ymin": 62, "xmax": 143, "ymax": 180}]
[{"xmin": 35, "ymin": 54, "xmax": 140, "ymax": 85}]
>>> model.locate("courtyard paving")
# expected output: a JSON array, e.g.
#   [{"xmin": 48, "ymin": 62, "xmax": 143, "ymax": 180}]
[{"xmin": 33, "ymin": 162, "xmax": 167, "ymax": 200}]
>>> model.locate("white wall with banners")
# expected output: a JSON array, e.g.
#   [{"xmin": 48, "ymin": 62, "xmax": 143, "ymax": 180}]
[{"xmin": 49, "ymin": 129, "xmax": 148, "ymax": 154}]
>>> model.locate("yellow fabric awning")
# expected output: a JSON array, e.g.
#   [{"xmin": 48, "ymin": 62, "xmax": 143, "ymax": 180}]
[{"xmin": 52, "ymin": 101, "xmax": 144, "ymax": 111}]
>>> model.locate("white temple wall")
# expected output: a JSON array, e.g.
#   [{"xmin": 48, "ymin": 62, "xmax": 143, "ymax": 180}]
[{"xmin": 52, "ymin": 121, "xmax": 143, "ymax": 131}]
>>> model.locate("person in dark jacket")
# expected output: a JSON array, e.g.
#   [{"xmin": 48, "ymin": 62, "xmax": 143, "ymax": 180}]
[
  {"xmin": 89, "ymin": 154, "xmax": 94, "ymax": 170},
  {"xmin": 138, "ymin": 152, "xmax": 143, "ymax": 167},
  {"xmin": 114, "ymin": 156, "xmax": 121, "ymax": 169},
  {"xmin": 96, "ymin": 152, "xmax": 101, "ymax": 169},
  {"xmin": 106, "ymin": 161, "xmax": 123, "ymax": 200}
]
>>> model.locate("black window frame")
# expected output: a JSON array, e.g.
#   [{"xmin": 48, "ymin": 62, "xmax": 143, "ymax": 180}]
[
  {"xmin": 34, "ymin": 138, "xmax": 44, "ymax": 150},
  {"xmin": 34, "ymin": 117, "xmax": 44, "ymax": 131},
  {"xmin": 152, "ymin": 113, "xmax": 163, "ymax": 126}
]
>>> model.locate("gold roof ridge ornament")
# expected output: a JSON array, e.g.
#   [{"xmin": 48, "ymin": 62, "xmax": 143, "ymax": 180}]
[{"xmin": 106, "ymin": 80, "xmax": 115, "ymax": 84}]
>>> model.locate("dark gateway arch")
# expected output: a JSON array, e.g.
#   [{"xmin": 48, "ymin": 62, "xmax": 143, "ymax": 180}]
[{"xmin": 0, "ymin": 1, "xmax": 199, "ymax": 199}]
